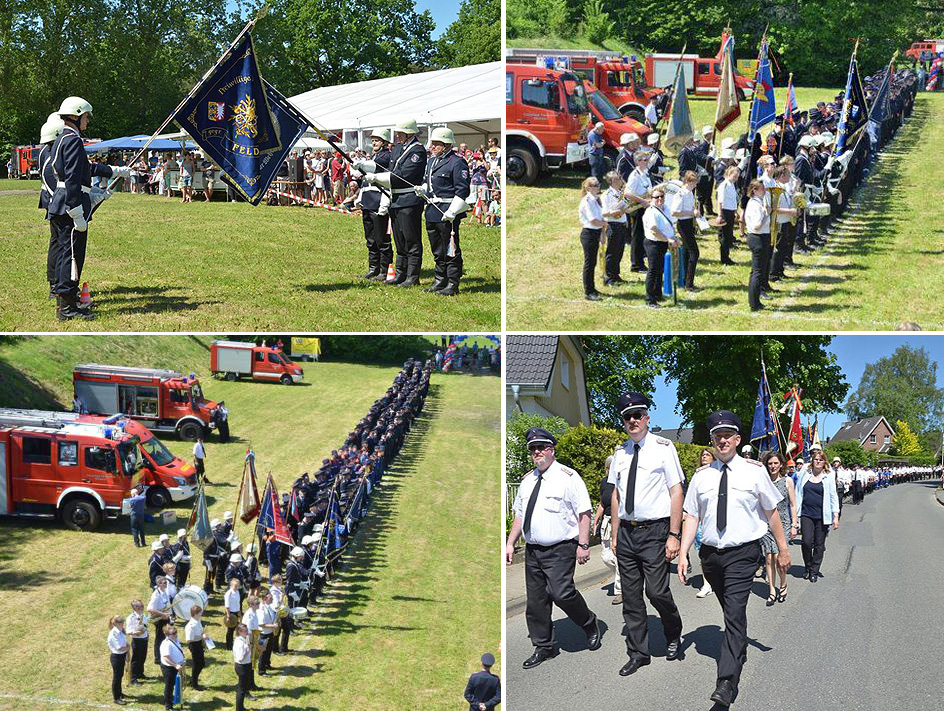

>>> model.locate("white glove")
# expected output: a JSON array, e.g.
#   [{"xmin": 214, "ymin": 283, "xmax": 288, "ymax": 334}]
[
  {"xmin": 67, "ymin": 205, "xmax": 88, "ymax": 231},
  {"xmin": 112, "ymin": 165, "xmax": 133, "ymax": 178},
  {"xmin": 368, "ymin": 171, "xmax": 392, "ymax": 189},
  {"xmin": 363, "ymin": 173, "xmax": 377, "ymax": 185},
  {"xmin": 89, "ymin": 187, "xmax": 113, "ymax": 209},
  {"xmin": 354, "ymin": 159, "xmax": 377, "ymax": 174},
  {"xmin": 824, "ymin": 156, "xmax": 835, "ymax": 171},
  {"xmin": 413, "ymin": 183, "xmax": 428, "ymax": 197},
  {"xmin": 443, "ymin": 194, "xmax": 470, "ymax": 221},
  {"xmin": 378, "ymin": 192, "xmax": 390, "ymax": 216}
]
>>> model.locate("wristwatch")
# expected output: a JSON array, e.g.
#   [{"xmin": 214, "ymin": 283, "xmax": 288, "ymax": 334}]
[
  {"xmin": 668, "ymin": 531, "xmax": 682, "ymax": 541},
  {"xmin": 578, "ymin": 542, "xmax": 590, "ymax": 550}
]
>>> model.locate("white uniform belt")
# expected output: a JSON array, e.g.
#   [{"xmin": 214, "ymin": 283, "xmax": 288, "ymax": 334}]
[
  {"xmin": 429, "ymin": 196, "xmax": 450, "ymax": 203},
  {"xmin": 56, "ymin": 181, "xmax": 91, "ymax": 193},
  {"xmin": 391, "ymin": 187, "xmax": 414, "ymax": 195}
]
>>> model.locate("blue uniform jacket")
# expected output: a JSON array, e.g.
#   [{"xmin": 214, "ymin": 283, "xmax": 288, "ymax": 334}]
[
  {"xmin": 464, "ymin": 670, "xmax": 501, "ymax": 710},
  {"xmin": 423, "ymin": 149, "xmax": 471, "ymax": 223},
  {"xmin": 38, "ymin": 144, "xmax": 56, "ymax": 214},
  {"xmin": 360, "ymin": 147, "xmax": 391, "ymax": 212},
  {"xmin": 388, "ymin": 137, "xmax": 427, "ymax": 209},
  {"xmin": 47, "ymin": 126, "xmax": 113, "ymax": 221}
]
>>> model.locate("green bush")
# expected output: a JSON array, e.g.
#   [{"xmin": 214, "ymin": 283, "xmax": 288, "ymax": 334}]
[
  {"xmin": 506, "ymin": 412, "xmax": 571, "ymax": 485},
  {"xmin": 677, "ymin": 442, "xmax": 712, "ymax": 481},
  {"xmin": 507, "ymin": 0, "xmax": 571, "ymax": 39},
  {"xmin": 556, "ymin": 424, "xmax": 626, "ymax": 505},
  {"xmin": 824, "ymin": 440, "xmax": 872, "ymax": 467},
  {"xmin": 582, "ymin": 0, "xmax": 615, "ymax": 46}
]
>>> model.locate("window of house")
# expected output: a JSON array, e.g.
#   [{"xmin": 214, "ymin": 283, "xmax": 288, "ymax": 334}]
[
  {"xmin": 561, "ymin": 354, "xmax": 570, "ymax": 390},
  {"xmin": 870, "ymin": 434, "xmax": 876, "ymax": 444},
  {"xmin": 884, "ymin": 434, "xmax": 890, "ymax": 444}
]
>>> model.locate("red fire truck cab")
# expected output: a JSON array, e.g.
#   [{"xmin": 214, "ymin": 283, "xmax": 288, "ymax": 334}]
[
  {"xmin": 906, "ymin": 40, "xmax": 944, "ymax": 63},
  {"xmin": 0, "ymin": 409, "xmax": 196, "ymax": 530},
  {"xmin": 584, "ymin": 81, "xmax": 651, "ymax": 164},
  {"xmin": 12, "ymin": 145, "xmax": 42, "ymax": 179},
  {"xmin": 210, "ymin": 341, "xmax": 304, "ymax": 385},
  {"xmin": 73, "ymin": 364, "xmax": 230, "ymax": 442}
]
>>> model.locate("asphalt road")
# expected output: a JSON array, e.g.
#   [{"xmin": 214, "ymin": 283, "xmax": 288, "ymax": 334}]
[{"xmin": 506, "ymin": 481, "xmax": 944, "ymax": 710}]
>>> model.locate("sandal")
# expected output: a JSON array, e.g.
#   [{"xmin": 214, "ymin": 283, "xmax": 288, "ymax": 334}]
[
  {"xmin": 766, "ymin": 592, "xmax": 777, "ymax": 607},
  {"xmin": 777, "ymin": 585, "xmax": 788, "ymax": 603}
]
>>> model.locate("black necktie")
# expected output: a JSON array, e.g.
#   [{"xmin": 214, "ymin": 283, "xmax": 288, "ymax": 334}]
[
  {"xmin": 717, "ymin": 464, "xmax": 729, "ymax": 531},
  {"xmin": 523, "ymin": 471, "xmax": 543, "ymax": 537},
  {"xmin": 625, "ymin": 443, "xmax": 640, "ymax": 518}
]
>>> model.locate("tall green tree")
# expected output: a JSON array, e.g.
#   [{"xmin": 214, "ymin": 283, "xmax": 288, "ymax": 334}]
[
  {"xmin": 580, "ymin": 336, "xmax": 662, "ymax": 428},
  {"xmin": 436, "ymin": 0, "xmax": 500, "ymax": 67},
  {"xmin": 891, "ymin": 419, "xmax": 923, "ymax": 457},
  {"xmin": 845, "ymin": 345, "xmax": 944, "ymax": 434}
]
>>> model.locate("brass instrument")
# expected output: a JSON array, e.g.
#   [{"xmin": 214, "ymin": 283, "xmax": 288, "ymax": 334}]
[
  {"xmin": 769, "ymin": 186, "xmax": 784, "ymax": 249},
  {"xmin": 792, "ymin": 193, "xmax": 808, "ymax": 226}
]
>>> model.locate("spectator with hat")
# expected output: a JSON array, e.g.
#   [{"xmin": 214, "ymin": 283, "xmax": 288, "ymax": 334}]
[
  {"xmin": 464, "ymin": 652, "xmax": 501, "ymax": 710},
  {"xmin": 678, "ymin": 410, "xmax": 789, "ymax": 707},
  {"xmin": 615, "ymin": 132, "xmax": 640, "ymax": 181},
  {"xmin": 607, "ymin": 392, "xmax": 684, "ymax": 676},
  {"xmin": 505, "ymin": 427, "xmax": 600, "ymax": 669}
]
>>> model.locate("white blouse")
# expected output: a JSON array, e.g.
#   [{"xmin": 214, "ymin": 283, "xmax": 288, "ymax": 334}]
[
  {"xmin": 717, "ymin": 180, "xmax": 738, "ymax": 211},
  {"xmin": 601, "ymin": 187, "xmax": 627, "ymax": 224},
  {"xmin": 578, "ymin": 193, "xmax": 603, "ymax": 229},
  {"xmin": 744, "ymin": 196, "xmax": 770, "ymax": 234},
  {"xmin": 642, "ymin": 206, "xmax": 675, "ymax": 242},
  {"xmin": 107, "ymin": 627, "xmax": 128, "ymax": 654},
  {"xmin": 670, "ymin": 188, "xmax": 695, "ymax": 219},
  {"xmin": 184, "ymin": 618, "xmax": 204, "ymax": 644}
]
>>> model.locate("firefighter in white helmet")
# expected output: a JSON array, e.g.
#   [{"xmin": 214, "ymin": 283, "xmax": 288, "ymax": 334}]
[
  {"xmin": 356, "ymin": 128, "xmax": 393, "ymax": 281},
  {"xmin": 415, "ymin": 126, "xmax": 471, "ymax": 295},
  {"xmin": 38, "ymin": 112, "xmax": 65, "ymax": 299},
  {"xmin": 47, "ymin": 96, "xmax": 132, "ymax": 321}
]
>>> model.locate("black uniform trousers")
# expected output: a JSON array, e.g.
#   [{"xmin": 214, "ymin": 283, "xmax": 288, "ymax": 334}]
[
  {"xmin": 225, "ymin": 619, "xmax": 237, "ymax": 650},
  {"xmin": 697, "ymin": 176, "xmax": 714, "ymax": 214},
  {"xmin": 852, "ymin": 479, "xmax": 863, "ymax": 503},
  {"xmin": 677, "ymin": 218, "xmax": 698, "ymax": 288},
  {"xmin": 362, "ymin": 209, "xmax": 391, "ymax": 275},
  {"xmin": 130, "ymin": 636, "xmax": 147, "ymax": 680},
  {"xmin": 616, "ymin": 519, "xmax": 683, "ymax": 659},
  {"xmin": 278, "ymin": 616, "xmax": 293, "ymax": 652},
  {"xmin": 719, "ymin": 209, "xmax": 736, "ymax": 263},
  {"xmin": 524, "ymin": 540, "xmax": 595, "ymax": 649},
  {"xmin": 770, "ymin": 222, "xmax": 794, "ymax": 277},
  {"xmin": 152, "ymin": 619, "xmax": 167, "ymax": 664},
  {"xmin": 160, "ymin": 663, "xmax": 177, "ymax": 710},
  {"xmin": 629, "ymin": 212, "xmax": 646, "ymax": 270},
  {"xmin": 51, "ymin": 213, "xmax": 87, "ymax": 299},
  {"xmin": 427, "ymin": 218, "xmax": 463, "ymax": 287},
  {"xmin": 800, "ymin": 516, "xmax": 829, "ymax": 576},
  {"xmin": 390, "ymin": 204, "xmax": 423, "ymax": 280},
  {"xmin": 235, "ymin": 661, "xmax": 251, "ymax": 711},
  {"xmin": 644, "ymin": 239, "xmax": 668, "ymax": 305},
  {"xmin": 46, "ymin": 222, "xmax": 59, "ymax": 286},
  {"xmin": 579, "ymin": 228, "xmax": 600, "ymax": 296},
  {"xmin": 188, "ymin": 641, "xmax": 204, "ymax": 686},
  {"xmin": 700, "ymin": 540, "xmax": 763, "ymax": 686},
  {"xmin": 746, "ymin": 233, "xmax": 770, "ymax": 310},
  {"xmin": 604, "ymin": 221, "xmax": 628, "ymax": 280},
  {"xmin": 110, "ymin": 652, "xmax": 125, "ymax": 701},
  {"xmin": 176, "ymin": 565, "xmax": 190, "ymax": 589},
  {"xmin": 259, "ymin": 633, "xmax": 274, "ymax": 673}
]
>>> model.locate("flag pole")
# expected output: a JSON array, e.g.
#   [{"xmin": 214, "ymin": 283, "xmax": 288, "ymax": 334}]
[
  {"xmin": 762, "ymin": 351, "xmax": 790, "ymax": 455},
  {"xmin": 778, "ymin": 73, "xmax": 792, "ymax": 162},
  {"xmin": 747, "ymin": 27, "xmax": 769, "ymax": 143}
]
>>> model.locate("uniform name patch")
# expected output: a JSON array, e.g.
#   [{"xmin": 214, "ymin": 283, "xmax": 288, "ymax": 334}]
[{"xmin": 411, "ymin": 154, "xmax": 419, "ymax": 163}]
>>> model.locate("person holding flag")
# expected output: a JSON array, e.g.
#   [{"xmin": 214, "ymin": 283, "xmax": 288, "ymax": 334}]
[{"xmin": 357, "ymin": 128, "xmax": 393, "ymax": 281}]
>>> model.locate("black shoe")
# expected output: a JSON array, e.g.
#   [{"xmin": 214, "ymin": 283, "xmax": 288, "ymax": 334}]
[
  {"xmin": 129, "ymin": 680, "xmax": 142, "ymax": 687},
  {"xmin": 710, "ymin": 679, "xmax": 735, "ymax": 707},
  {"xmin": 259, "ymin": 671, "xmax": 269, "ymax": 677},
  {"xmin": 192, "ymin": 684, "xmax": 206, "ymax": 691},
  {"xmin": 666, "ymin": 636, "xmax": 681, "ymax": 660},
  {"xmin": 436, "ymin": 284, "xmax": 458, "ymax": 296},
  {"xmin": 522, "ymin": 647, "xmax": 558, "ymax": 669},
  {"xmin": 646, "ymin": 302, "xmax": 659, "ymax": 308},
  {"xmin": 585, "ymin": 292, "xmax": 603, "ymax": 301},
  {"xmin": 114, "ymin": 699, "xmax": 127, "ymax": 706},
  {"xmin": 398, "ymin": 278, "xmax": 419, "ymax": 288},
  {"xmin": 423, "ymin": 281, "xmax": 447, "ymax": 293},
  {"xmin": 388, "ymin": 273, "xmax": 407, "ymax": 285},
  {"xmin": 611, "ymin": 276, "xmax": 627, "ymax": 284},
  {"xmin": 585, "ymin": 617, "xmax": 602, "ymax": 651},
  {"xmin": 721, "ymin": 259, "xmax": 736, "ymax": 266},
  {"xmin": 631, "ymin": 267, "xmax": 647, "ymax": 273},
  {"xmin": 619, "ymin": 656, "xmax": 650, "ymax": 676},
  {"xmin": 750, "ymin": 304, "xmax": 766, "ymax": 311},
  {"xmin": 369, "ymin": 272, "xmax": 387, "ymax": 282},
  {"xmin": 810, "ymin": 572, "xmax": 818, "ymax": 583}
]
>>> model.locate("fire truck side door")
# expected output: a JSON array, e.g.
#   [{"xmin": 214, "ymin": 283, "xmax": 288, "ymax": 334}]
[{"xmin": 11, "ymin": 434, "xmax": 55, "ymax": 508}]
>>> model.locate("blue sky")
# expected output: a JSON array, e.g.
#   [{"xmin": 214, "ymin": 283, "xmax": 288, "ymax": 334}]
[
  {"xmin": 644, "ymin": 336, "xmax": 944, "ymax": 440},
  {"xmin": 415, "ymin": 0, "xmax": 462, "ymax": 39}
]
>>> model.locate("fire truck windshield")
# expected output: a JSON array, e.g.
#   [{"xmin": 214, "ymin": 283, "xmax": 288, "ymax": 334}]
[
  {"xmin": 190, "ymin": 384, "xmax": 204, "ymax": 402},
  {"xmin": 561, "ymin": 74, "xmax": 589, "ymax": 115},
  {"xmin": 588, "ymin": 90, "xmax": 622, "ymax": 121},
  {"xmin": 117, "ymin": 439, "xmax": 142, "ymax": 476},
  {"xmin": 634, "ymin": 66, "xmax": 649, "ymax": 90},
  {"xmin": 274, "ymin": 352, "xmax": 292, "ymax": 366},
  {"xmin": 140, "ymin": 435, "xmax": 175, "ymax": 467}
]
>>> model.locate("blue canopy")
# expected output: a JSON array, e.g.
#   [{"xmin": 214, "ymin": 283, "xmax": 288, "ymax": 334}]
[{"xmin": 85, "ymin": 134, "xmax": 198, "ymax": 153}]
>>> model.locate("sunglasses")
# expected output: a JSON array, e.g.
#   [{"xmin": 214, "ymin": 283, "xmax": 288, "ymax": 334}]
[
  {"xmin": 528, "ymin": 444, "xmax": 552, "ymax": 453},
  {"xmin": 623, "ymin": 411, "xmax": 648, "ymax": 421},
  {"xmin": 652, "ymin": 194, "xmax": 665, "ymax": 200}
]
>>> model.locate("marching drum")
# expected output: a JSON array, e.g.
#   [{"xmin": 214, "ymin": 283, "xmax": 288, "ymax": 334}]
[
  {"xmin": 173, "ymin": 584, "xmax": 209, "ymax": 621},
  {"xmin": 290, "ymin": 607, "xmax": 308, "ymax": 621},
  {"xmin": 806, "ymin": 202, "xmax": 831, "ymax": 217}
]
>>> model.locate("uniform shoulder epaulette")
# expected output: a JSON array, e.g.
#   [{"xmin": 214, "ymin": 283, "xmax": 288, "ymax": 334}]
[
  {"xmin": 653, "ymin": 434, "xmax": 671, "ymax": 445},
  {"xmin": 745, "ymin": 458, "xmax": 764, "ymax": 467},
  {"xmin": 558, "ymin": 464, "xmax": 578, "ymax": 477},
  {"xmin": 694, "ymin": 464, "xmax": 711, "ymax": 473}
]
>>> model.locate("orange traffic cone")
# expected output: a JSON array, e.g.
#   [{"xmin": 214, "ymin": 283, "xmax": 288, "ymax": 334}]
[
  {"xmin": 79, "ymin": 282, "xmax": 92, "ymax": 307},
  {"xmin": 384, "ymin": 263, "xmax": 396, "ymax": 282}
]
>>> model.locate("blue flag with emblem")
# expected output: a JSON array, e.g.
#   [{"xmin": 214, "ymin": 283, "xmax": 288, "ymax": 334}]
[
  {"xmin": 187, "ymin": 483, "xmax": 213, "ymax": 552},
  {"xmin": 750, "ymin": 360, "xmax": 779, "ymax": 452},
  {"xmin": 867, "ymin": 57, "xmax": 894, "ymax": 147},
  {"xmin": 834, "ymin": 47, "xmax": 870, "ymax": 155},
  {"xmin": 748, "ymin": 40, "xmax": 776, "ymax": 141},
  {"xmin": 172, "ymin": 33, "xmax": 303, "ymax": 204}
]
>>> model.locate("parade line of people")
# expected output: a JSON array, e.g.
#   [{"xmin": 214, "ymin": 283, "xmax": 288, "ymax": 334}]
[
  {"xmin": 576, "ymin": 69, "xmax": 919, "ymax": 310},
  {"xmin": 506, "ymin": 391, "xmax": 939, "ymax": 707},
  {"xmin": 106, "ymin": 359, "xmax": 433, "ymax": 710}
]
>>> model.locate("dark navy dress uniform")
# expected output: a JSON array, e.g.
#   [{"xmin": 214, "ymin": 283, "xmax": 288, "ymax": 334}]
[
  {"xmin": 388, "ymin": 137, "xmax": 427, "ymax": 284},
  {"xmin": 47, "ymin": 125, "xmax": 114, "ymax": 302},
  {"xmin": 424, "ymin": 148, "xmax": 470, "ymax": 293},
  {"xmin": 360, "ymin": 146, "xmax": 391, "ymax": 278},
  {"xmin": 615, "ymin": 147, "xmax": 635, "ymax": 182},
  {"xmin": 38, "ymin": 143, "xmax": 60, "ymax": 290},
  {"xmin": 464, "ymin": 656, "xmax": 501, "ymax": 710}
]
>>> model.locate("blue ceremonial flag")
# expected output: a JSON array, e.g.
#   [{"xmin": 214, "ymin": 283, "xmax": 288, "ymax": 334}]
[
  {"xmin": 867, "ymin": 58, "xmax": 893, "ymax": 147},
  {"xmin": 748, "ymin": 41, "xmax": 776, "ymax": 140},
  {"xmin": 834, "ymin": 49, "xmax": 870, "ymax": 155},
  {"xmin": 750, "ymin": 360, "xmax": 779, "ymax": 452},
  {"xmin": 664, "ymin": 65, "xmax": 694, "ymax": 154},
  {"xmin": 187, "ymin": 484, "xmax": 213, "ymax": 552}
]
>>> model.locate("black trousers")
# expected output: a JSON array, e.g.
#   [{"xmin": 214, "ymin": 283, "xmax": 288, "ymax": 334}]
[
  {"xmin": 130, "ymin": 636, "xmax": 147, "ymax": 680},
  {"xmin": 746, "ymin": 233, "xmax": 770, "ymax": 310},
  {"xmin": 700, "ymin": 540, "xmax": 763, "ymax": 686},
  {"xmin": 362, "ymin": 209, "xmax": 391, "ymax": 274},
  {"xmin": 160, "ymin": 663, "xmax": 177, "ymax": 709},
  {"xmin": 226, "ymin": 619, "xmax": 237, "ymax": 650},
  {"xmin": 616, "ymin": 519, "xmax": 683, "ymax": 659},
  {"xmin": 278, "ymin": 615, "xmax": 293, "ymax": 652},
  {"xmin": 46, "ymin": 221, "xmax": 58, "ymax": 285},
  {"xmin": 678, "ymin": 218, "xmax": 698, "ymax": 288},
  {"xmin": 697, "ymin": 176, "xmax": 714, "ymax": 213},
  {"xmin": 719, "ymin": 209, "xmax": 736, "ymax": 263},
  {"xmin": 51, "ymin": 213, "xmax": 87, "ymax": 299},
  {"xmin": 800, "ymin": 516, "xmax": 829, "ymax": 575},
  {"xmin": 580, "ymin": 228, "xmax": 600, "ymax": 295},
  {"xmin": 153, "ymin": 619, "xmax": 167, "ymax": 664},
  {"xmin": 110, "ymin": 652, "xmax": 125, "ymax": 701},
  {"xmin": 644, "ymin": 239, "xmax": 668, "ymax": 304},
  {"xmin": 770, "ymin": 222, "xmax": 792, "ymax": 277},
  {"xmin": 427, "ymin": 218, "xmax": 463, "ymax": 287},
  {"xmin": 852, "ymin": 480, "xmax": 862, "ymax": 503},
  {"xmin": 188, "ymin": 641, "xmax": 204, "ymax": 686},
  {"xmin": 629, "ymin": 213, "xmax": 646, "ymax": 270},
  {"xmin": 259, "ymin": 634, "xmax": 274, "ymax": 672},
  {"xmin": 130, "ymin": 514, "xmax": 146, "ymax": 546},
  {"xmin": 604, "ymin": 221, "xmax": 628, "ymax": 279},
  {"xmin": 390, "ymin": 204, "xmax": 423, "ymax": 280},
  {"xmin": 235, "ymin": 662, "xmax": 251, "ymax": 711},
  {"xmin": 795, "ymin": 211, "xmax": 808, "ymax": 251},
  {"xmin": 524, "ymin": 540, "xmax": 595, "ymax": 649},
  {"xmin": 176, "ymin": 564, "xmax": 190, "ymax": 589}
]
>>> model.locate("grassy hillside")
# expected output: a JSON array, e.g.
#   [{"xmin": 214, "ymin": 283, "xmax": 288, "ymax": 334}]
[
  {"xmin": 0, "ymin": 336, "xmax": 501, "ymax": 710},
  {"xmin": 508, "ymin": 36, "xmax": 639, "ymax": 55}
]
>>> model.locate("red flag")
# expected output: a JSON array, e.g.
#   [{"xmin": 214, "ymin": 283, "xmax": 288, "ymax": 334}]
[
  {"xmin": 258, "ymin": 474, "xmax": 293, "ymax": 545},
  {"xmin": 782, "ymin": 387, "xmax": 804, "ymax": 457}
]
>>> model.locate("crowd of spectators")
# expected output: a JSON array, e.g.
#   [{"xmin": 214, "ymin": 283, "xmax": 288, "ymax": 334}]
[{"xmin": 434, "ymin": 341, "xmax": 500, "ymax": 374}]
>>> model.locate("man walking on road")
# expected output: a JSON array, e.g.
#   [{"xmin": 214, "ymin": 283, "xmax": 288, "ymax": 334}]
[{"xmin": 506, "ymin": 427, "xmax": 601, "ymax": 670}]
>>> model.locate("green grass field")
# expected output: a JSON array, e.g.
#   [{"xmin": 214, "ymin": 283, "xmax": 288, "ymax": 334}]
[
  {"xmin": 507, "ymin": 90, "xmax": 944, "ymax": 331},
  {"xmin": 0, "ymin": 335, "xmax": 501, "ymax": 711},
  {"xmin": 0, "ymin": 190, "xmax": 500, "ymax": 332}
]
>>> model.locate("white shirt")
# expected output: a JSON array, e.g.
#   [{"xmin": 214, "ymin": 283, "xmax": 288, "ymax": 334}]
[
  {"xmin": 607, "ymin": 434, "xmax": 684, "ymax": 521},
  {"xmin": 165, "ymin": 580, "xmax": 177, "ymax": 601},
  {"xmin": 626, "ymin": 167, "xmax": 651, "ymax": 199},
  {"xmin": 242, "ymin": 607, "xmax": 260, "ymax": 633},
  {"xmin": 761, "ymin": 172, "xmax": 777, "ymax": 189},
  {"xmin": 107, "ymin": 627, "xmax": 128, "ymax": 654},
  {"xmin": 684, "ymin": 456, "xmax": 783, "ymax": 548},
  {"xmin": 744, "ymin": 196, "xmax": 770, "ymax": 234},
  {"xmin": 147, "ymin": 588, "xmax": 171, "ymax": 617},
  {"xmin": 670, "ymin": 187, "xmax": 695, "ymax": 219},
  {"xmin": 127, "ymin": 611, "xmax": 148, "ymax": 639},
  {"xmin": 224, "ymin": 588, "xmax": 241, "ymax": 613},
  {"xmin": 233, "ymin": 635, "xmax": 251, "ymax": 664},
  {"xmin": 160, "ymin": 637, "xmax": 185, "ymax": 666},
  {"xmin": 271, "ymin": 586, "xmax": 284, "ymax": 610},
  {"xmin": 258, "ymin": 603, "xmax": 278, "ymax": 634},
  {"xmin": 717, "ymin": 179, "xmax": 738, "ymax": 211},
  {"xmin": 774, "ymin": 182, "xmax": 794, "ymax": 224},
  {"xmin": 578, "ymin": 193, "xmax": 603, "ymax": 229},
  {"xmin": 642, "ymin": 205, "xmax": 674, "ymax": 242},
  {"xmin": 512, "ymin": 459, "xmax": 592, "ymax": 546},
  {"xmin": 184, "ymin": 618, "xmax": 204, "ymax": 644},
  {"xmin": 645, "ymin": 103, "xmax": 658, "ymax": 125},
  {"xmin": 193, "ymin": 441, "xmax": 205, "ymax": 459},
  {"xmin": 601, "ymin": 186, "xmax": 627, "ymax": 224}
]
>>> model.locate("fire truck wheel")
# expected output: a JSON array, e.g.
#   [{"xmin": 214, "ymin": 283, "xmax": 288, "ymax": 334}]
[
  {"xmin": 224, "ymin": 372, "xmax": 238, "ymax": 382},
  {"xmin": 178, "ymin": 421, "xmax": 203, "ymax": 441},
  {"xmin": 61, "ymin": 498, "xmax": 101, "ymax": 531},
  {"xmin": 146, "ymin": 487, "xmax": 171, "ymax": 510},
  {"xmin": 507, "ymin": 146, "xmax": 538, "ymax": 186},
  {"xmin": 280, "ymin": 375, "xmax": 293, "ymax": 386},
  {"xmin": 621, "ymin": 107, "xmax": 646, "ymax": 124}
]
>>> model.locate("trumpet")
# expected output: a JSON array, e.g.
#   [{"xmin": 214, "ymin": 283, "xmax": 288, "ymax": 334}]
[{"xmin": 769, "ymin": 186, "xmax": 784, "ymax": 249}]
